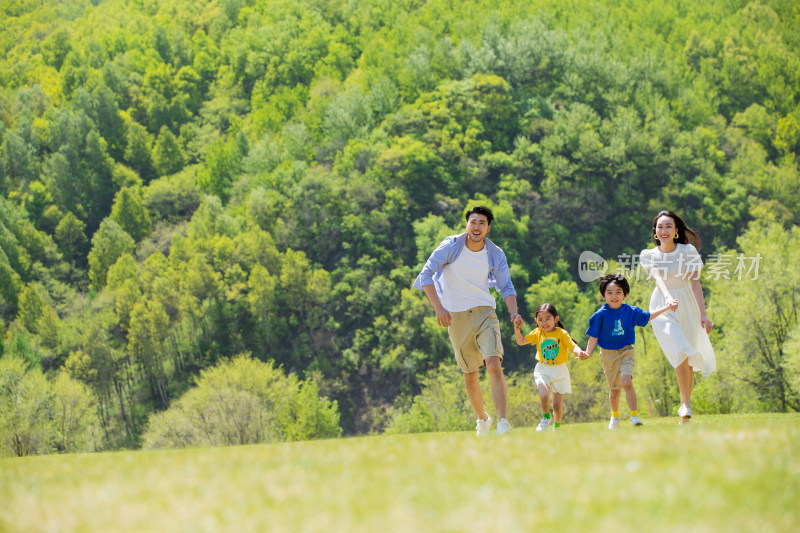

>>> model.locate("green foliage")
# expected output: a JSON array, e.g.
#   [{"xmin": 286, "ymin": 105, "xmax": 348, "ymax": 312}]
[
  {"xmin": 87, "ymin": 219, "xmax": 135, "ymax": 291},
  {"xmin": 2, "ymin": 0, "xmax": 800, "ymax": 452},
  {"xmin": 142, "ymin": 354, "xmax": 341, "ymax": 448},
  {"xmin": 0, "ymin": 356, "xmax": 53, "ymax": 457},
  {"xmin": 109, "ymin": 187, "xmax": 152, "ymax": 243},
  {"xmin": 51, "ymin": 370, "xmax": 101, "ymax": 453},
  {"xmin": 0, "ymin": 356, "xmax": 100, "ymax": 457},
  {"xmin": 385, "ymin": 364, "xmax": 472, "ymax": 433},
  {"xmin": 710, "ymin": 223, "xmax": 800, "ymax": 412},
  {"xmin": 152, "ymin": 126, "xmax": 185, "ymax": 177}
]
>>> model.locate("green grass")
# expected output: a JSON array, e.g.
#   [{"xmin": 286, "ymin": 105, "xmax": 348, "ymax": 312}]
[{"xmin": 2, "ymin": 414, "xmax": 799, "ymax": 532}]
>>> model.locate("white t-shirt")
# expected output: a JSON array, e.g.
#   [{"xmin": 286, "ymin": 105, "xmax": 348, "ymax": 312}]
[{"xmin": 440, "ymin": 245, "xmax": 496, "ymax": 312}]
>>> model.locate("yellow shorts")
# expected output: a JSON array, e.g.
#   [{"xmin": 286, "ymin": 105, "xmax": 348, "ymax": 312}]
[
  {"xmin": 447, "ymin": 306, "xmax": 503, "ymax": 373},
  {"xmin": 598, "ymin": 345, "xmax": 636, "ymax": 390}
]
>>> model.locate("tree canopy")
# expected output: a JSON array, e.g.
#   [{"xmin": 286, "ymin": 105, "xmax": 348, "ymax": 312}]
[{"xmin": 1, "ymin": 0, "xmax": 799, "ymax": 454}]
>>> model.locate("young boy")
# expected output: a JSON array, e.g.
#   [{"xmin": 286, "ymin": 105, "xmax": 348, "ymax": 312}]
[{"xmin": 576, "ymin": 274, "xmax": 674, "ymax": 429}]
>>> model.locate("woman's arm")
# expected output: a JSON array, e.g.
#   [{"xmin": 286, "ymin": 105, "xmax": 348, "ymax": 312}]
[
  {"xmin": 690, "ymin": 274, "xmax": 713, "ymax": 333},
  {"xmin": 649, "ymin": 268, "xmax": 679, "ymax": 310}
]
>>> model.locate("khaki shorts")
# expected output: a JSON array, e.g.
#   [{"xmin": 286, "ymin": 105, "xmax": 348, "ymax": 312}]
[
  {"xmin": 447, "ymin": 306, "xmax": 503, "ymax": 373},
  {"xmin": 598, "ymin": 345, "xmax": 636, "ymax": 390}
]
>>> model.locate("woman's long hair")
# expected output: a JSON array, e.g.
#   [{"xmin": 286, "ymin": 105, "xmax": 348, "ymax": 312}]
[{"xmin": 651, "ymin": 210, "xmax": 702, "ymax": 251}]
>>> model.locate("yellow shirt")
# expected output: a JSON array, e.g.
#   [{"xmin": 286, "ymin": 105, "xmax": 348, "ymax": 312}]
[{"xmin": 524, "ymin": 327, "xmax": 577, "ymax": 366}]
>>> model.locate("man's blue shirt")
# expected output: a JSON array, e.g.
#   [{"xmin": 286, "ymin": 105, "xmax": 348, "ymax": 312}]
[
  {"xmin": 585, "ymin": 303, "xmax": 650, "ymax": 350},
  {"xmin": 413, "ymin": 233, "xmax": 516, "ymax": 300}
]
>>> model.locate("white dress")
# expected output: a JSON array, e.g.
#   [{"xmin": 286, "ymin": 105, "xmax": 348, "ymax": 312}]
[{"xmin": 639, "ymin": 244, "xmax": 716, "ymax": 376}]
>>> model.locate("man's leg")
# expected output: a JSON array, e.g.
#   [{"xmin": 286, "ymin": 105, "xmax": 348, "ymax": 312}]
[
  {"xmin": 464, "ymin": 369, "xmax": 487, "ymax": 419},
  {"xmin": 485, "ymin": 356, "xmax": 507, "ymax": 420}
]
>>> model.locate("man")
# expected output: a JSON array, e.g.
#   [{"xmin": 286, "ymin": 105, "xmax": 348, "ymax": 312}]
[{"xmin": 413, "ymin": 206, "xmax": 521, "ymax": 436}]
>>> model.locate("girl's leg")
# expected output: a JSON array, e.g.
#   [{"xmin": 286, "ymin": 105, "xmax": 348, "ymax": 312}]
[
  {"xmin": 621, "ymin": 376, "xmax": 638, "ymax": 412},
  {"xmin": 538, "ymin": 383, "xmax": 550, "ymax": 416},
  {"xmin": 552, "ymin": 393, "xmax": 564, "ymax": 424}
]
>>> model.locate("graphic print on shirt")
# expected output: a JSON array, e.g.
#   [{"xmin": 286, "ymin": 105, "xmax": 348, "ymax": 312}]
[
  {"xmin": 540, "ymin": 338, "xmax": 560, "ymax": 363},
  {"xmin": 611, "ymin": 319, "xmax": 625, "ymax": 337}
]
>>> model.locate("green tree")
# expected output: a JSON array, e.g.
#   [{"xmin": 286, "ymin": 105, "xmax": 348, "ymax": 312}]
[
  {"xmin": 16, "ymin": 283, "xmax": 45, "ymax": 333},
  {"xmin": 51, "ymin": 371, "xmax": 101, "ymax": 453},
  {"xmin": 711, "ymin": 222, "xmax": 800, "ymax": 412},
  {"xmin": 141, "ymin": 355, "xmax": 341, "ymax": 449},
  {"xmin": 0, "ymin": 357, "xmax": 54, "ymax": 457},
  {"xmin": 109, "ymin": 187, "xmax": 152, "ymax": 243},
  {"xmin": 88, "ymin": 219, "xmax": 135, "ymax": 291},
  {"xmin": 54, "ymin": 211, "xmax": 88, "ymax": 264},
  {"xmin": 124, "ymin": 122, "xmax": 156, "ymax": 182},
  {"xmin": 153, "ymin": 126, "xmax": 185, "ymax": 177},
  {"xmin": 198, "ymin": 137, "xmax": 242, "ymax": 201}
]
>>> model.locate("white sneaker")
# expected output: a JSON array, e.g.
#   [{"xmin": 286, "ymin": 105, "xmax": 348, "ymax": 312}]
[
  {"xmin": 476, "ymin": 415, "xmax": 492, "ymax": 437},
  {"xmin": 630, "ymin": 415, "xmax": 644, "ymax": 426},
  {"xmin": 608, "ymin": 416, "xmax": 620, "ymax": 430},
  {"xmin": 496, "ymin": 418, "xmax": 511, "ymax": 435},
  {"xmin": 535, "ymin": 417, "xmax": 552, "ymax": 432}
]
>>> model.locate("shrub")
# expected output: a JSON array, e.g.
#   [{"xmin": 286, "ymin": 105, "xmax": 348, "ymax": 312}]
[{"xmin": 142, "ymin": 354, "xmax": 342, "ymax": 449}]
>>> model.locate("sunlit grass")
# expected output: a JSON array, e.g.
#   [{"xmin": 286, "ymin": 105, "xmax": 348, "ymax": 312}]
[{"xmin": 2, "ymin": 413, "xmax": 799, "ymax": 532}]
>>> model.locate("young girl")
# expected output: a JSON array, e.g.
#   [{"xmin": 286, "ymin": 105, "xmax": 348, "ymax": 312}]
[{"xmin": 514, "ymin": 303, "xmax": 587, "ymax": 431}]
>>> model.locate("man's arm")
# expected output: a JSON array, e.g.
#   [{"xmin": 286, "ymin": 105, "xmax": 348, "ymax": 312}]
[
  {"xmin": 503, "ymin": 294, "xmax": 522, "ymax": 326},
  {"xmin": 423, "ymin": 284, "xmax": 452, "ymax": 328}
]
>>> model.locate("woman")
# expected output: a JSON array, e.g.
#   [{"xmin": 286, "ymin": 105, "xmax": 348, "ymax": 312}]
[{"xmin": 639, "ymin": 210, "xmax": 716, "ymax": 424}]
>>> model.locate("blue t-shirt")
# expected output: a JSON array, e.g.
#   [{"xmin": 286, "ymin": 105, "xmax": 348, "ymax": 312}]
[{"xmin": 585, "ymin": 304, "xmax": 650, "ymax": 350}]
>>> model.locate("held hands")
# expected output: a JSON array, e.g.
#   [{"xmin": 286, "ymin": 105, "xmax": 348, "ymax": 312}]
[
  {"xmin": 510, "ymin": 313, "xmax": 523, "ymax": 327},
  {"xmin": 666, "ymin": 297, "xmax": 679, "ymax": 311},
  {"xmin": 575, "ymin": 350, "xmax": 590, "ymax": 361}
]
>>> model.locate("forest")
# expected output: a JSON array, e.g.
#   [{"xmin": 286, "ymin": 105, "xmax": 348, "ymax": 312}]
[{"xmin": 1, "ymin": 0, "xmax": 799, "ymax": 455}]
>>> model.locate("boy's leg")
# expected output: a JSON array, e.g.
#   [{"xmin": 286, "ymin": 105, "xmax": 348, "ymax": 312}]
[
  {"xmin": 609, "ymin": 388, "xmax": 621, "ymax": 413},
  {"xmin": 485, "ymin": 356, "xmax": 508, "ymax": 420},
  {"xmin": 622, "ymin": 375, "xmax": 638, "ymax": 412},
  {"xmin": 464, "ymin": 369, "xmax": 487, "ymax": 419},
  {"xmin": 552, "ymin": 393, "xmax": 564, "ymax": 424}
]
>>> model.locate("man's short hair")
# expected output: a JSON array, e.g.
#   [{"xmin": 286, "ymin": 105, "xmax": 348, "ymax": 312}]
[{"xmin": 465, "ymin": 206, "xmax": 494, "ymax": 225}]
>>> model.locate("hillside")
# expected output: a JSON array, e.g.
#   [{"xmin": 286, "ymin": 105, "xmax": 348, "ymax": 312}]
[{"xmin": 1, "ymin": 0, "xmax": 800, "ymax": 454}]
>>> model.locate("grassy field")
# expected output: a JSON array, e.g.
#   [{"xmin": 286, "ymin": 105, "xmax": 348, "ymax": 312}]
[{"xmin": 2, "ymin": 413, "xmax": 799, "ymax": 533}]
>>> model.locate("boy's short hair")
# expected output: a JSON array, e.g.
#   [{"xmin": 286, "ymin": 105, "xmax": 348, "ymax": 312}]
[
  {"xmin": 599, "ymin": 273, "xmax": 630, "ymax": 296},
  {"xmin": 465, "ymin": 206, "xmax": 494, "ymax": 225}
]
